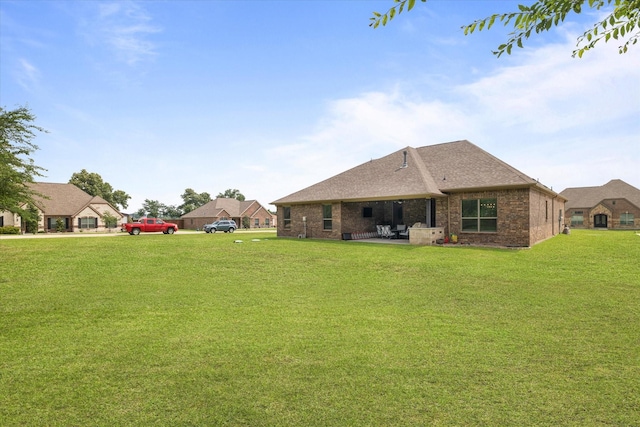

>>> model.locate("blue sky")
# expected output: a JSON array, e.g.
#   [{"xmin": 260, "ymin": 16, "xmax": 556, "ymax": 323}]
[{"xmin": 2, "ymin": 0, "xmax": 639, "ymax": 212}]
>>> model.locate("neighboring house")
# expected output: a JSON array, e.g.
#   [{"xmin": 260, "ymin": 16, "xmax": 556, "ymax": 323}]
[
  {"xmin": 1, "ymin": 182, "xmax": 123, "ymax": 233},
  {"xmin": 181, "ymin": 198, "xmax": 275, "ymax": 230},
  {"xmin": 560, "ymin": 179, "xmax": 640, "ymax": 229},
  {"xmin": 272, "ymin": 140, "xmax": 566, "ymax": 247}
]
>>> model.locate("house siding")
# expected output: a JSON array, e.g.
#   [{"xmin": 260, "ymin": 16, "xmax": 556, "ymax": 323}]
[
  {"xmin": 279, "ymin": 200, "xmax": 440, "ymax": 239},
  {"xmin": 402, "ymin": 199, "xmax": 430, "ymax": 227},
  {"xmin": 277, "ymin": 203, "xmax": 342, "ymax": 239},
  {"xmin": 186, "ymin": 216, "xmax": 221, "ymax": 231},
  {"xmin": 566, "ymin": 198, "xmax": 639, "ymax": 229},
  {"xmin": 446, "ymin": 189, "xmax": 526, "ymax": 247},
  {"xmin": 181, "ymin": 200, "xmax": 275, "ymax": 230},
  {"xmin": 40, "ymin": 203, "xmax": 123, "ymax": 233},
  {"xmin": 277, "ymin": 188, "xmax": 562, "ymax": 247},
  {"xmin": 340, "ymin": 202, "xmax": 381, "ymax": 234},
  {"xmin": 605, "ymin": 198, "xmax": 640, "ymax": 228},
  {"xmin": 245, "ymin": 205, "xmax": 275, "ymax": 228},
  {"xmin": 529, "ymin": 188, "xmax": 564, "ymax": 245},
  {"xmin": 1, "ymin": 211, "xmax": 21, "ymax": 228},
  {"xmin": 560, "ymin": 180, "xmax": 640, "ymax": 230},
  {"xmin": 445, "ymin": 188, "xmax": 561, "ymax": 247}
]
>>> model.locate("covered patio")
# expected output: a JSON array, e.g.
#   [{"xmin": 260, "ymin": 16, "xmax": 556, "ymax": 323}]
[{"xmin": 339, "ymin": 198, "xmax": 445, "ymax": 245}]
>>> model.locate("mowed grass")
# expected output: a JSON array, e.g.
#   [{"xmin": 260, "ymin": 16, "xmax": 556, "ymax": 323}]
[{"xmin": 1, "ymin": 230, "xmax": 639, "ymax": 426}]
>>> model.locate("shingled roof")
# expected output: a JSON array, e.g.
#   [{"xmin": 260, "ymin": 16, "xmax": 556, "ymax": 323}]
[
  {"xmin": 28, "ymin": 182, "xmax": 114, "ymax": 216},
  {"xmin": 181, "ymin": 198, "xmax": 259, "ymax": 218},
  {"xmin": 560, "ymin": 179, "xmax": 640, "ymax": 209},
  {"xmin": 272, "ymin": 140, "xmax": 546, "ymax": 205}
]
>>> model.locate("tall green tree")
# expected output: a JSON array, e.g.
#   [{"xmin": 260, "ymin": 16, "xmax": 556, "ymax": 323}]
[
  {"xmin": 371, "ymin": 0, "xmax": 640, "ymax": 57},
  {"xmin": 112, "ymin": 190, "xmax": 130, "ymax": 211},
  {"xmin": 69, "ymin": 169, "xmax": 130, "ymax": 210},
  {"xmin": 136, "ymin": 201, "xmax": 182, "ymax": 219},
  {"xmin": 217, "ymin": 189, "xmax": 245, "ymax": 201},
  {"xmin": 0, "ymin": 105, "xmax": 48, "ymax": 216},
  {"xmin": 162, "ymin": 205, "xmax": 183, "ymax": 219},
  {"xmin": 140, "ymin": 199, "xmax": 163, "ymax": 218},
  {"xmin": 179, "ymin": 188, "xmax": 211, "ymax": 214}
]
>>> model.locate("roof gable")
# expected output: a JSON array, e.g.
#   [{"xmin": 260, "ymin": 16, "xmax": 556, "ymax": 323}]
[
  {"xmin": 182, "ymin": 198, "xmax": 265, "ymax": 218},
  {"xmin": 273, "ymin": 147, "xmax": 444, "ymax": 205},
  {"xmin": 28, "ymin": 182, "xmax": 94, "ymax": 215},
  {"xmin": 560, "ymin": 179, "xmax": 640, "ymax": 209},
  {"xmin": 26, "ymin": 182, "xmax": 123, "ymax": 218},
  {"xmin": 417, "ymin": 140, "xmax": 537, "ymax": 191},
  {"xmin": 272, "ymin": 140, "xmax": 545, "ymax": 205}
]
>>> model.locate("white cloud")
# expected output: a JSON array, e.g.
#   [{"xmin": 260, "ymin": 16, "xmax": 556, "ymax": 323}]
[
  {"xmin": 263, "ymin": 35, "xmax": 639, "ymax": 203},
  {"xmin": 458, "ymin": 35, "xmax": 640, "ymax": 135},
  {"xmin": 255, "ymin": 90, "xmax": 476, "ymax": 205},
  {"xmin": 16, "ymin": 58, "xmax": 40, "ymax": 91},
  {"xmin": 83, "ymin": 1, "xmax": 161, "ymax": 65},
  {"xmin": 107, "ymin": 32, "xmax": 640, "ymax": 210}
]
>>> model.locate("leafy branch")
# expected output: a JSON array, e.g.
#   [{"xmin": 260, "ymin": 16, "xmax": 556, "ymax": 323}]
[
  {"xmin": 369, "ymin": 0, "xmax": 426, "ymax": 28},
  {"xmin": 371, "ymin": 0, "xmax": 640, "ymax": 57}
]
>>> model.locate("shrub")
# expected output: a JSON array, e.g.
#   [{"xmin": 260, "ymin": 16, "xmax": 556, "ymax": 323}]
[{"xmin": 0, "ymin": 226, "xmax": 21, "ymax": 234}]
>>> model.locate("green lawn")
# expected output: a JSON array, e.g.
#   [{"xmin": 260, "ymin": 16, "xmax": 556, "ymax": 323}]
[{"xmin": 1, "ymin": 230, "xmax": 639, "ymax": 426}]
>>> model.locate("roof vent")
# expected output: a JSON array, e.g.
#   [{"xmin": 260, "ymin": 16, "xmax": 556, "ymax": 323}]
[{"xmin": 401, "ymin": 150, "xmax": 408, "ymax": 168}]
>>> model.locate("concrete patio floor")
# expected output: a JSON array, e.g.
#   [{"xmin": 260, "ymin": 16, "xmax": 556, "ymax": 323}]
[{"xmin": 345, "ymin": 238, "xmax": 410, "ymax": 245}]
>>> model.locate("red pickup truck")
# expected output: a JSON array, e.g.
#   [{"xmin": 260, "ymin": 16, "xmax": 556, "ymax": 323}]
[{"xmin": 123, "ymin": 218, "xmax": 179, "ymax": 235}]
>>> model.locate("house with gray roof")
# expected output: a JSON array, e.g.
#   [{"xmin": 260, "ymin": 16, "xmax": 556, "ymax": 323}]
[
  {"xmin": 181, "ymin": 197, "xmax": 274, "ymax": 230},
  {"xmin": 560, "ymin": 179, "xmax": 640, "ymax": 229},
  {"xmin": 0, "ymin": 182, "xmax": 123, "ymax": 233},
  {"xmin": 272, "ymin": 140, "xmax": 566, "ymax": 247}
]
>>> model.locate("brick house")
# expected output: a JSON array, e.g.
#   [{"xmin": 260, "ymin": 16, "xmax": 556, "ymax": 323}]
[
  {"xmin": 181, "ymin": 198, "xmax": 274, "ymax": 230},
  {"xmin": 272, "ymin": 140, "xmax": 566, "ymax": 247},
  {"xmin": 560, "ymin": 179, "xmax": 640, "ymax": 229},
  {"xmin": 0, "ymin": 182, "xmax": 123, "ymax": 233}
]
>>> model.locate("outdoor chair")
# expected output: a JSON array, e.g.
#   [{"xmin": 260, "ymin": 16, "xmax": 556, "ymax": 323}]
[
  {"xmin": 397, "ymin": 224, "xmax": 409, "ymax": 239},
  {"xmin": 380, "ymin": 225, "xmax": 393, "ymax": 239}
]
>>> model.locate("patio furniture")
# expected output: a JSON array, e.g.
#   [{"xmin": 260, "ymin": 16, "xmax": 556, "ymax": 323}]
[
  {"xmin": 397, "ymin": 225, "xmax": 409, "ymax": 239},
  {"xmin": 378, "ymin": 225, "xmax": 393, "ymax": 239}
]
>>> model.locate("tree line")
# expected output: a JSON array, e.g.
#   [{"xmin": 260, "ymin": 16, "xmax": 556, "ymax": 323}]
[
  {"xmin": 134, "ymin": 188, "xmax": 245, "ymax": 219},
  {"xmin": 1, "ymin": 105, "xmax": 244, "ymax": 222}
]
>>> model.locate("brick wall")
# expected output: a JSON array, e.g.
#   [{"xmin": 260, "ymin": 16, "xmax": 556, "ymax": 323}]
[
  {"xmin": 277, "ymin": 187, "xmax": 563, "ymax": 246},
  {"xmin": 244, "ymin": 205, "xmax": 275, "ymax": 229},
  {"xmin": 565, "ymin": 208, "xmax": 587, "ymax": 228},
  {"xmin": 529, "ymin": 188, "xmax": 563, "ymax": 244},
  {"xmin": 566, "ymin": 198, "xmax": 639, "ymax": 229},
  {"xmin": 277, "ymin": 203, "xmax": 342, "ymax": 239},
  {"xmin": 606, "ymin": 198, "xmax": 640, "ymax": 228},
  {"xmin": 340, "ymin": 202, "xmax": 380, "ymax": 233},
  {"xmin": 447, "ymin": 188, "xmax": 534, "ymax": 247},
  {"xmin": 434, "ymin": 198, "xmax": 449, "ymax": 233},
  {"xmin": 340, "ymin": 199, "xmax": 435, "ymax": 231},
  {"xmin": 402, "ymin": 199, "xmax": 429, "ymax": 227}
]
